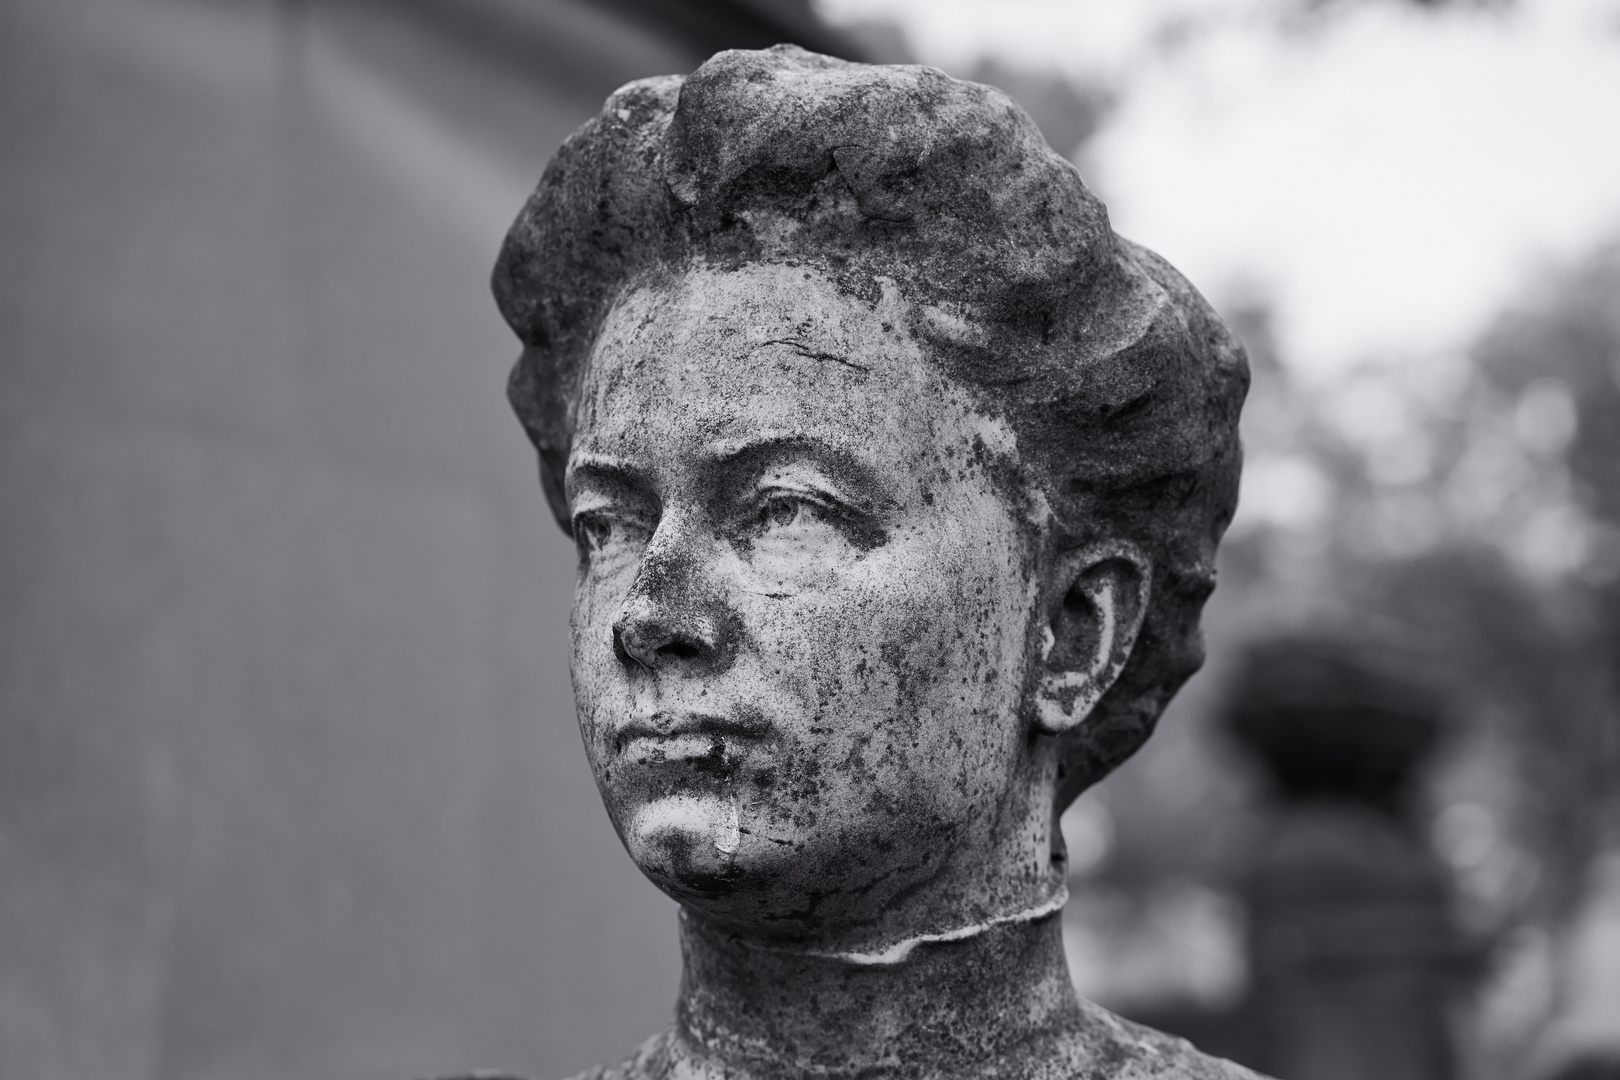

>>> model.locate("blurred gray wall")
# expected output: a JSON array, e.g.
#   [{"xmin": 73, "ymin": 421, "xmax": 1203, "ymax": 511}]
[{"xmin": 0, "ymin": 0, "xmax": 767, "ymax": 1075}]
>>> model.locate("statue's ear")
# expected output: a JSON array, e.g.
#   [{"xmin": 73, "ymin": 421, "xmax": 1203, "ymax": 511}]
[{"xmin": 1034, "ymin": 542, "xmax": 1151, "ymax": 735}]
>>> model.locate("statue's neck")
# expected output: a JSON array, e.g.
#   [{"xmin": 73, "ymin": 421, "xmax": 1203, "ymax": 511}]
[{"xmin": 672, "ymin": 903, "xmax": 1084, "ymax": 1080}]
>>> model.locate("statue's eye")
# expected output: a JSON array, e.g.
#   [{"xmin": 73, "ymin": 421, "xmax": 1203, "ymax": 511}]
[
  {"xmin": 743, "ymin": 487, "xmax": 885, "ymax": 556},
  {"xmin": 761, "ymin": 496, "xmax": 803, "ymax": 529},
  {"xmin": 573, "ymin": 513, "xmax": 615, "ymax": 556},
  {"xmin": 757, "ymin": 494, "xmax": 822, "ymax": 533}
]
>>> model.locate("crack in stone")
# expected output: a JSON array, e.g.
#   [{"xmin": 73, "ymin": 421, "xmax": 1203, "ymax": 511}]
[{"xmin": 757, "ymin": 337, "xmax": 871, "ymax": 373}]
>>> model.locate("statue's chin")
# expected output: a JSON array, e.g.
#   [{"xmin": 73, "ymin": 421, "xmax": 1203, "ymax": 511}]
[
  {"xmin": 618, "ymin": 791, "xmax": 958, "ymax": 938},
  {"xmin": 625, "ymin": 794, "xmax": 743, "ymax": 896}
]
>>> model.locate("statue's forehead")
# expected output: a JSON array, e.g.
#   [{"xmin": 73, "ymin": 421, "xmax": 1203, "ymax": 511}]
[
  {"xmin": 593, "ymin": 262, "xmax": 917, "ymax": 357},
  {"xmin": 573, "ymin": 262, "xmax": 1032, "ymax": 500},
  {"xmin": 579, "ymin": 264, "xmax": 937, "ymax": 440}
]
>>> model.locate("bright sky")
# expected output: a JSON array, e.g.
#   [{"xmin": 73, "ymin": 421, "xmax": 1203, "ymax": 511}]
[{"xmin": 814, "ymin": 0, "xmax": 1620, "ymax": 381}]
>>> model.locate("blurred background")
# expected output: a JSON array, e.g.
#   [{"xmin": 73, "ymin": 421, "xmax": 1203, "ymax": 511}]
[{"xmin": 1, "ymin": 0, "xmax": 1617, "ymax": 1077}]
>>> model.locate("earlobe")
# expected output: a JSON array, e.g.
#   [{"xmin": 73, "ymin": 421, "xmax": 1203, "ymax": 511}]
[{"xmin": 1034, "ymin": 543, "xmax": 1150, "ymax": 735}]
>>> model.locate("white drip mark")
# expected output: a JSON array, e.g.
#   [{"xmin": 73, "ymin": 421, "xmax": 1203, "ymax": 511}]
[{"xmin": 714, "ymin": 797, "xmax": 741, "ymax": 855}]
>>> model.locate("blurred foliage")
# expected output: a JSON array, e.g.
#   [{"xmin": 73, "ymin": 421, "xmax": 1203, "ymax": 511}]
[
  {"xmin": 1218, "ymin": 239, "xmax": 1620, "ymax": 926},
  {"xmin": 1477, "ymin": 244, "xmax": 1620, "ymax": 574}
]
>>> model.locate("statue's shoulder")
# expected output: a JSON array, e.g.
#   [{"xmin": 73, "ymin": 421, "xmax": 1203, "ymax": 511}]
[
  {"xmin": 558, "ymin": 1028, "xmax": 681, "ymax": 1080},
  {"xmin": 420, "ymin": 1016, "xmax": 1267, "ymax": 1080},
  {"xmin": 1066, "ymin": 1000, "xmax": 1270, "ymax": 1080}
]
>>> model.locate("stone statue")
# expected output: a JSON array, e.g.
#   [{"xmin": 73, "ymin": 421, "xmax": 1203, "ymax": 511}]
[{"xmin": 484, "ymin": 45, "xmax": 1252, "ymax": 1080}]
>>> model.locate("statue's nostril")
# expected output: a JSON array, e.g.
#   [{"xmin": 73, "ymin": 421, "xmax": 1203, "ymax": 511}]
[{"xmin": 661, "ymin": 641, "xmax": 702, "ymax": 661}]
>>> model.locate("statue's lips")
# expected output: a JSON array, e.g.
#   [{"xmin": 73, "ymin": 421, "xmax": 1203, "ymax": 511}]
[{"xmin": 613, "ymin": 711, "xmax": 769, "ymax": 767}]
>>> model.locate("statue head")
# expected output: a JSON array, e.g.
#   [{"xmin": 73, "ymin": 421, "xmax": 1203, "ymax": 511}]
[{"xmin": 495, "ymin": 46, "xmax": 1247, "ymax": 947}]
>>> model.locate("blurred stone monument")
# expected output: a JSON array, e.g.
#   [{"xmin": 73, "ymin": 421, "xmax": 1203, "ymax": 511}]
[{"xmin": 1224, "ymin": 636, "xmax": 1477, "ymax": 1080}]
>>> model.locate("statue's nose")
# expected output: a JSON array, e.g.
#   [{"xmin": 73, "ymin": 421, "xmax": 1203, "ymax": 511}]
[
  {"xmin": 611, "ymin": 530, "xmax": 735, "ymax": 674},
  {"xmin": 613, "ymin": 594, "xmax": 723, "ymax": 670}
]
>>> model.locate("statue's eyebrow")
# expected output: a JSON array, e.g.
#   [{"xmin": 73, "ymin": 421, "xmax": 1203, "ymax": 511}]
[{"xmin": 564, "ymin": 454, "xmax": 655, "ymax": 505}]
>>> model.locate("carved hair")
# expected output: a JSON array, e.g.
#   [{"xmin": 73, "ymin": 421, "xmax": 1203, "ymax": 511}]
[{"xmin": 493, "ymin": 46, "xmax": 1248, "ymax": 806}]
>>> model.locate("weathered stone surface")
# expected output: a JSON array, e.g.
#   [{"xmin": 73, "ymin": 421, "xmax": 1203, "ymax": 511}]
[{"xmin": 488, "ymin": 45, "xmax": 1252, "ymax": 1080}]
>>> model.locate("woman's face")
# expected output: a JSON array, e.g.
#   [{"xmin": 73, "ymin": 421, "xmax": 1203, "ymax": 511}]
[{"xmin": 565, "ymin": 263, "xmax": 1047, "ymax": 940}]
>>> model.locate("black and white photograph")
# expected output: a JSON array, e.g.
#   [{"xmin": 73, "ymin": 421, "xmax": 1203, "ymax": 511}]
[{"xmin": 2, "ymin": 2, "xmax": 1618, "ymax": 1079}]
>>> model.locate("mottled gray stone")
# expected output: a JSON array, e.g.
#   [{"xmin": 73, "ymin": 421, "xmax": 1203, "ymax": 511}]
[{"xmin": 486, "ymin": 45, "xmax": 1253, "ymax": 1080}]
